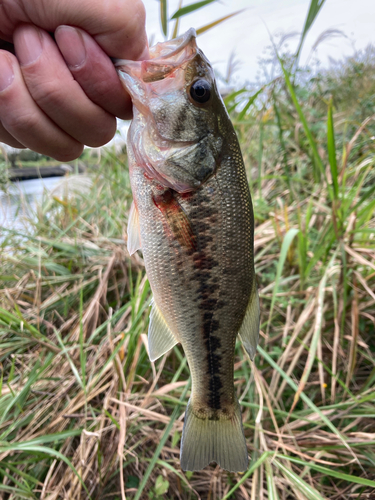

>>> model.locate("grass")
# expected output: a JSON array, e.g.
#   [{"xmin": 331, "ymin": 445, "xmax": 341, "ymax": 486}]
[{"xmin": 1, "ymin": 33, "xmax": 375, "ymax": 500}]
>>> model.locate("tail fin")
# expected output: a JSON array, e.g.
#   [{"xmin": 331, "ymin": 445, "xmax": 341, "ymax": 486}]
[{"xmin": 180, "ymin": 399, "xmax": 248, "ymax": 472}]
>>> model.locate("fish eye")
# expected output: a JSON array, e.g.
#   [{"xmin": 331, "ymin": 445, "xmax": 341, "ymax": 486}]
[{"xmin": 190, "ymin": 79, "xmax": 211, "ymax": 104}]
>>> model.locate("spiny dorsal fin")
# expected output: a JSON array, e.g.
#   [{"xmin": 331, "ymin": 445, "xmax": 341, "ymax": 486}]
[
  {"xmin": 148, "ymin": 299, "xmax": 179, "ymax": 362},
  {"xmin": 127, "ymin": 200, "xmax": 141, "ymax": 256},
  {"xmin": 238, "ymin": 283, "xmax": 260, "ymax": 360}
]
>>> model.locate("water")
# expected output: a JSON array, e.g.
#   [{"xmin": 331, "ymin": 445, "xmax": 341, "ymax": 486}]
[{"xmin": 0, "ymin": 175, "xmax": 92, "ymax": 239}]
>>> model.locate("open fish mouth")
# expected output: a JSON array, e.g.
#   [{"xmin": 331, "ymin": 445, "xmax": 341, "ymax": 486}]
[
  {"xmin": 114, "ymin": 28, "xmax": 200, "ymax": 110},
  {"xmin": 114, "ymin": 28, "xmax": 198, "ymax": 83},
  {"xmin": 115, "ymin": 28, "xmax": 219, "ymax": 193}
]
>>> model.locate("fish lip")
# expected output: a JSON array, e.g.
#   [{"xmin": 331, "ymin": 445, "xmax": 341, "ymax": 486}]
[
  {"xmin": 114, "ymin": 28, "xmax": 198, "ymax": 83},
  {"xmin": 149, "ymin": 28, "xmax": 196, "ymax": 60},
  {"xmin": 114, "ymin": 28, "xmax": 196, "ymax": 68}
]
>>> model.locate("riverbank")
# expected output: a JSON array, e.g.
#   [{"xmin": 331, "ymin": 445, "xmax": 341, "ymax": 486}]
[
  {"xmin": 0, "ymin": 174, "xmax": 93, "ymax": 238},
  {"xmin": 8, "ymin": 163, "xmax": 86, "ymax": 181}
]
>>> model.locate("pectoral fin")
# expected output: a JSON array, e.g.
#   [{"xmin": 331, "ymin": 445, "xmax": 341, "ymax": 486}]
[
  {"xmin": 238, "ymin": 283, "xmax": 260, "ymax": 360},
  {"xmin": 127, "ymin": 201, "xmax": 141, "ymax": 256},
  {"xmin": 148, "ymin": 299, "xmax": 179, "ymax": 362},
  {"xmin": 152, "ymin": 189, "xmax": 197, "ymax": 252}
]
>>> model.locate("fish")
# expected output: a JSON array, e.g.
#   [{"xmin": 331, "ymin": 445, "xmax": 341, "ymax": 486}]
[{"xmin": 115, "ymin": 29, "xmax": 259, "ymax": 472}]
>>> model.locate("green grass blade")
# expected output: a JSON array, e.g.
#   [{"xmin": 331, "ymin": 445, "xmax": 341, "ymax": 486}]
[
  {"xmin": 53, "ymin": 328, "xmax": 84, "ymax": 390},
  {"xmin": 352, "ymin": 183, "xmax": 375, "ymax": 213},
  {"xmin": 237, "ymin": 87, "xmax": 265, "ymax": 121},
  {"xmin": 267, "ymin": 228, "xmax": 299, "ymax": 330},
  {"xmin": 277, "ymin": 455, "xmax": 375, "ymax": 488},
  {"xmin": 258, "ymin": 345, "xmax": 351, "ymax": 454},
  {"xmin": 221, "ymin": 452, "xmax": 273, "ymax": 500},
  {"xmin": 171, "ymin": 0, "xmax": 183, "ymax": 38},
  {"xmin": 196, "ymin": 10, "xmax": 244, "ymax": 36},
  {"xmin": 0, "ymin": 445, "xmax": 90, "ymax": 497},
  {"xmin": 0, "ymin": 484, "xmax": 34, "ymax": 499},
  {"xmin": 266, "ymin": 458, "xmax": 280, "ymax": 500},
  {"xmin": 79, "ymin": 287, "xmax": 86, "ymax": 391},
  {"xmin": 14, "ymin": 430, "xmax": 82, "ymax": 448},
  {"xmin": 274, "ymin": 459, "xmax": 326, "ymax": 500},
  {"xmin": 133, "ymin": 379, "xmax": 191, "ymax": 500},
  {"xmin": 304, "ymin": 227, "xmax": 336, "ymax": 280},
  {"xmin": 160, "ymin": 0, "xmax": 168, "ymax": 37},
  {"xmin": 0, "ymin": 363, "xmax": 40, "ymax": 425},
  {"xmin": 291, "ymin": 249, "xmax": 337, "ymax": 410},
  {"xmin": 327, "ymin": 98, "xmax": 339, "ymax": 199},
  {"xmin": 171, "ymin": 0, "xmax": 216, "ymax": 19},
  {"xmin": 223, "ymin": 88, "xmax": 247, "ymax": 107},
  {"xmin": 294, "ymin": 0, "xmax": 326, "ymax": 66},
  {"xmin": 0, "ymin": 463, "xmax": 40, "ymax": 487},
  {"xmin": 258, "ymin": 119, "xmax": 264, "ymax": 196},
  {"xmin": 272, "ymin": 91, "xmax": 290, "ymax": 182},
  {"xmin": 279, "ymin": 60, "xmax": 331, "ymax": 199}
]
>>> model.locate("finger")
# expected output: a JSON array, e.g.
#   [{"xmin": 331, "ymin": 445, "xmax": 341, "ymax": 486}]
[
  {"xmin": 0, "ymin": 50, "xmax": 83, "ymax": 161},
  {"xmin": 14, "ymin": 24, "xmax": 117, "ymax": 147},
  {"xmin": 55, "ymin": 26, "xmax": 132, "ymax": 120},
  {"xmin": 1, "ymin": 0, "xmax": 148, "ymax": 60},
  {"xmin": 0, "ymin": 121, "xmax": 26, "ymax": 149}
]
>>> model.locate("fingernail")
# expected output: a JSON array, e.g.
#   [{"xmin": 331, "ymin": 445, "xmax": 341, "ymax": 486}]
[
  {"xmin": 0, "ymin": 53, "xmax": 14, "ymax": 92},
  {"xmin": 55, "ymin": 26, "xmax": 87, "ymax": 69},
  {"xmin": 16, "ymin": 25, "xmax": 43, "ymax": 66}
]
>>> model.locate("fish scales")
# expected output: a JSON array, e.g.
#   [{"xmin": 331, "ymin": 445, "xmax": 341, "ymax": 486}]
[{"xmin": 117, "ymin": 29, "xmax": 259, "ymax": 472}]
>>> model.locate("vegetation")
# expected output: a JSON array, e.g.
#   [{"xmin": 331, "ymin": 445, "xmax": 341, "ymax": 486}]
[{"xmin": 1, "ymin": 0, "xmax": 375, "ymax": 498}]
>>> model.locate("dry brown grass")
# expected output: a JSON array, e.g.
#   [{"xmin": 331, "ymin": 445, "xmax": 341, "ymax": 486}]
[{"xmin": 1, "ymin": 136, "xmax": 375, "ymax": 499}]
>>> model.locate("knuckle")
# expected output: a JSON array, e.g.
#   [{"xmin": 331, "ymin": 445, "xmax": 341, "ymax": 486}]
[
  {"xmin": 6, "ymin": 108, "xmax": 40, "ymax": 134},
  {"xmin": 89, "ymin": 78, "xmax": 114, "ymax": 102},
  {"xmin": 114, "ymin": 0, "xmax": 147, "ymax": 59},
  {"xmin": 118, "ymin": 0, "xmax": 146, "ymax": 31},
  {"xmin": 29, "ymin": 78, "xmax": 66, "ymax": 109}
]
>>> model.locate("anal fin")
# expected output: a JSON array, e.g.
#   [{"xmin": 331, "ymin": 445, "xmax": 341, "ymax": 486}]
[
  {"xmin": 148, "ymin": 299, "xmax": 179, "ymax": 362},
  {"xmin": 127, "ymin": 200, "xmax": 141, "ymax": 255},
  {"xmin": 238, "ymin": 282, "xmax": 260, "ymax": 360}
]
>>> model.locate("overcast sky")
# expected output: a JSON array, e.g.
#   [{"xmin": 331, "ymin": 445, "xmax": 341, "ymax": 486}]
[{"xmin": 142, "ymin": 0, "xmax": 374, "ymax": 84}]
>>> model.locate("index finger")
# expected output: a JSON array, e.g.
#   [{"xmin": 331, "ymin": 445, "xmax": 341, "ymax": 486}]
[{"xmin": 0, "ymin": 0, "xmax": 147, "ymax": 60}]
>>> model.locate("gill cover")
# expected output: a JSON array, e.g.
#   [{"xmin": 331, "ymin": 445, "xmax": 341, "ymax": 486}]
[{"xmin": 115, "ymin": 29, "xmax": 223, "ymax": 193}]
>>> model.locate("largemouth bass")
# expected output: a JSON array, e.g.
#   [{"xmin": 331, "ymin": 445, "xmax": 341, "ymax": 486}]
[{"xmin": 116, "ymin": 29, "xmax": 259, "ymax": 472}]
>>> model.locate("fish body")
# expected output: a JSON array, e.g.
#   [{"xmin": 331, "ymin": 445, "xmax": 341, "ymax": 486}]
[{"xmin": 116, "ymin": 29, "xmax": 259, "ymax": 472}]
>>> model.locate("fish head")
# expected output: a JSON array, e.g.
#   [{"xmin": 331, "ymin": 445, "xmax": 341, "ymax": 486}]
[{"xmin": 116, "ymin": 29, "xmax": 225, "ymax": 192}]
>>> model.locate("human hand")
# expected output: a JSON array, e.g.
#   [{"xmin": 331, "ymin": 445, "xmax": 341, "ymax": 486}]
[{"xmin": 0, "ymin": 0, "xmax": 148, "ymax": 160}]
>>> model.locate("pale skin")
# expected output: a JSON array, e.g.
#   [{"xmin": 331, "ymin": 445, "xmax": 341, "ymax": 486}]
[{"xmin": 0, "ymin": 0, "xmax": 148, "ymax": 161}]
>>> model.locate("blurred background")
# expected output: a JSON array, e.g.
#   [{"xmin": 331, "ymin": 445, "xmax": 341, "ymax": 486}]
[{"xmin": 143, "ymin": 0, "xmax": 373, "ymax": 84}]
